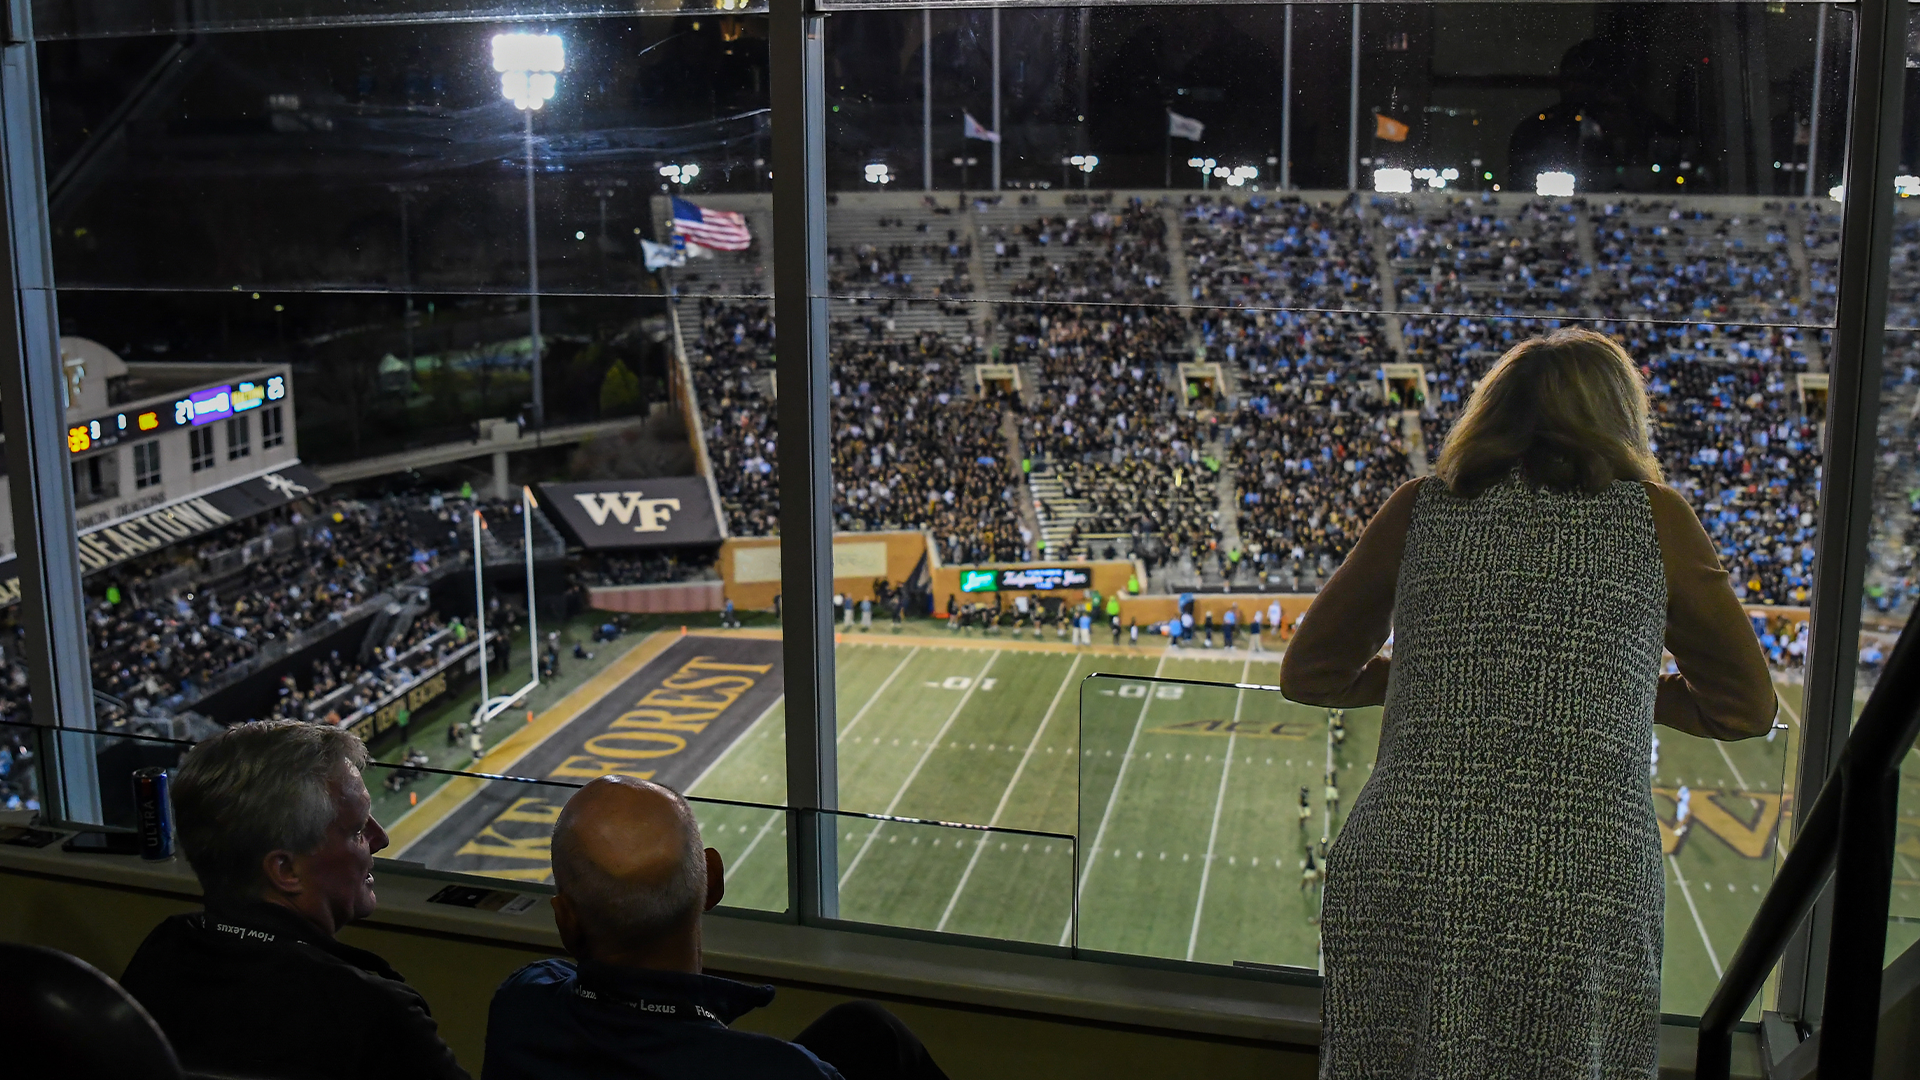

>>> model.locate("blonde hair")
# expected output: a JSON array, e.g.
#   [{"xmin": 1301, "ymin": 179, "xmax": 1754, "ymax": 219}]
[{"xmin": 1435, "ymin": 327, "xmax": 1661, "ymax": 497}]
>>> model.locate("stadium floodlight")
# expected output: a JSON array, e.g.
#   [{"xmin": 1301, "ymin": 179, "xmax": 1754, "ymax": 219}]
[
  {"xmin": 1068, "ymin": 155, "xmax": 1099, "ymax": 174},
  {"xmin": 1535, "ymin": 171, "xmax": 1576, "ymax": 198},
  {"xmin": 1898, "ymin": 175, "xmax": 1920, "ymax": 197},
  {"xmin": 864, "ymin": 163, "xmax": 893, "ymax": 185},
  {"xmin": 1830, "ymin": 184, "xmax": 1845, "ymax": 202},
  {"xmin": 493, "ymin": 32, "xmax": 565, "ymax": 111},
  {"xmin": 658, "ymin": 163, "xmax": 700, "ymax": 187},
  {"xmin": 1220, "ymin": 165, "xmax": 1259, "ymax": 188},
  {"xmin": 1373, "ymin": 168, "xmax": 1414, "ymax": 194}
]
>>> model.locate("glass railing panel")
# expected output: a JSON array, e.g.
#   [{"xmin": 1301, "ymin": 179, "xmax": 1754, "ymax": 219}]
[
  {"xmin": 374, "ymin": 763, "xmax": 789, "ymax": 915},
  {"xmin": 1079, "ymin": 669, "xmax": 1321, "ymax": 971},
  {"xmin": 0, "ymin": 720, "xmax": 788, "ymax": 914},
  {"xmin": 827, "ymin": 808, "xmax": 1075, "ymax": 946}
]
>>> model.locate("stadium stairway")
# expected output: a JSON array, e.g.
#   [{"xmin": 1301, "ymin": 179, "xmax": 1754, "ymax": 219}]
[
  {"xmin": 1026, "ymin": 466, "xmax": 1086, "ymax": 560},
  {"xmin": 1001, "ymin": 408, "xmax": 1042, "ymax": 560},
  {"xmin": 1366, "ymin": 211, "xmax": 1409, "ymax": 361}
]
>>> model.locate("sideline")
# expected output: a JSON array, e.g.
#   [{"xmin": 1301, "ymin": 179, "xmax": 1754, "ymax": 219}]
[
  {"xmin": 699, "ymin": 624, "xmax": 1289, "ymax": 662},
  {"xmin": 385, "ymin": 630, "xmax": 679, "ymax": 854}
]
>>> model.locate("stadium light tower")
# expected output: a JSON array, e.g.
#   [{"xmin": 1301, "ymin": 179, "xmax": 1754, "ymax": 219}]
[
  {"xmin": 494, "ymin": 31, "xmax": 565, "ymax": 429},
  {"xmin": 1534, "ymin": 170, "xmax": 1576, "ymax": 199}
]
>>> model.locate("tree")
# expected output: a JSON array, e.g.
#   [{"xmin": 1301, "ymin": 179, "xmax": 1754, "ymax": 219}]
[{"xmin": 598, "ymin": 357, "xmax": 643, "ymax": 416}]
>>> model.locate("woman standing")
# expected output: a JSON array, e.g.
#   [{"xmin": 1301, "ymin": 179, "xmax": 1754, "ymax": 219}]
[{"xmin": 1281, "ymin": 329, "xmax": 1775, "ymax": 1079}]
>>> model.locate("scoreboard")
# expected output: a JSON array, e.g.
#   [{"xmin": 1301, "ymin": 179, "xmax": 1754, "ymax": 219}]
[{"xmin": 66, "ymin": 374, "xmax": 285, "ymax": 455}]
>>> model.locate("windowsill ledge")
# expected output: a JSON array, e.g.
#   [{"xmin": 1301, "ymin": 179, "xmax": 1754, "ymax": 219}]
[{"xmin": 0, "ymin": 832, "xmax": 1766, "ymax": 1074}]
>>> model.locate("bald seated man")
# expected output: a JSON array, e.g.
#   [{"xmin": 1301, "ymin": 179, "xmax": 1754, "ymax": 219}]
[{"xmin": 483, "ymin": 777, "xmax": 948, "ymax": 1080}]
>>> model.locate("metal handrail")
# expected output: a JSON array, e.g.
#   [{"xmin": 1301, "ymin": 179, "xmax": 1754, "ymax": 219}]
[{"xmin": 1695, "ymin": 606, "xmax": 1920, "ymax": 1079}]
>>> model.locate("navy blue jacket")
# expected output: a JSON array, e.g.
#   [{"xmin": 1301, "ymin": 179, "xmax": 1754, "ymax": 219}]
[{"xmin": 484, "ymin": 959, "xmax": 842, "ymax": 1080}]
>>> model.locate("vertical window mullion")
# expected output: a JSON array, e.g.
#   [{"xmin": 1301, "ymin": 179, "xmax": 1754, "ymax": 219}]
[
  {"xmin": 1782, "ymin": 0, "xmax": 1909, "ymax": 1026},
  {"xmin": 770, "ymin": 0, "xmax": 837, "ymax": 923},
  {"xmin": 0, "ymin": 19, "xmax": 96, "ymax": 822}
]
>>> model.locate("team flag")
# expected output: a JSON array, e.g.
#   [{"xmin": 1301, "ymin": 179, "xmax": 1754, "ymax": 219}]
[
  {"xmin": 670, "ymin": 197, "xmax": 752, "ymax": 251},
  {"xmin": 641, "ymin": 238, "xmax": 686, "ymax": 271},
  {"xmin": 963, "ymin": 112, "xmax": 1001, "ymax": 143},
  {"xmin": 1374, "ymin": 113, "xmax": 1410, "ymax": 142},
  {"xmin": 1167, "ymin": 110, "xmax": 1206, "ymax": 141}
]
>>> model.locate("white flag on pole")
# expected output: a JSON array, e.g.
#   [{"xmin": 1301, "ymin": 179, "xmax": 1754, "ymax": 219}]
[
  {"xmin": 641, "ymin": 239, "xmax": 686, "ymax": 271},
  {"xmin": 963, "ymin": 112, "xmax": 1002, "ymax": 144},
  {"xmin": 1167, "ymin": 111, "xmax": 1206, "ymax": 141}
]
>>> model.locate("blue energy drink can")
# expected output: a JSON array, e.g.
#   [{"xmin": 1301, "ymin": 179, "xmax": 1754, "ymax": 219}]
[{"xmin": 133, "ymin": 766, "xmax": 173, "ymax": 860}]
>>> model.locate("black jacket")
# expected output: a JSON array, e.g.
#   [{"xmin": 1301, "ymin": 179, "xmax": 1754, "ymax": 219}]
[
  {"xmin": 483, "ymin": 958, "xmax": 840, "ymax": 1080},
  {"xmin": 120, "ymin": 901, "xmax": 470, "ymax": 1080}
]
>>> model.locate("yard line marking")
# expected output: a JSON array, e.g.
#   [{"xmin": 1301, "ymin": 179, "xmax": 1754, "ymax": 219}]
[
  {"xmin": 726, "ymin": 807, "xmax": 785, "ymax": 878},
  {"xmin": 1713, "ymin": 741, "xmax": 1751, "ymax": 793},
  {"xmin": 838, "ymin": 651, "xmax": 1001, "ymax": 889},
  {"xmin": 840, "ymin": 646, "xmax": 922, "ymax": 742},
  {"xmin": 688, "ymin": 697, "xmax": 783, "ymax": 796},
  {"xmin": 1059, "ymin": 649, "xmax": 1174, "ymax": 947},
  {"xmin": 1774, "ymin": 687, "xmax": 1802, "ymax": 728},
  {"xmin": 936, "ymin": 654, "xmax": 1082, "ymax": 932},
  {"xmin": 1668, "ymin": 853, "xmax": 1722, "ymax": 978},
  {"xmin": 1186, "ymin": 656, "xmax": 1254, "ymax": 961}
]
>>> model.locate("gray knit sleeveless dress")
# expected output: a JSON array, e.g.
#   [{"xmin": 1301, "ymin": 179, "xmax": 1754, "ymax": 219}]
[{"xmin": 1320, "ymin": 476, "xmax": 1666, "ymax": 1080}]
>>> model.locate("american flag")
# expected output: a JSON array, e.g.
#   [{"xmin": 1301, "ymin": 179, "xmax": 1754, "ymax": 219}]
[{"xmin": 670, "ymin": 197, "xmax": 752, "ymax": 252}]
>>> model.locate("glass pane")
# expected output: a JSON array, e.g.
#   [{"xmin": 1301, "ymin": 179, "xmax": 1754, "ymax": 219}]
[
  {"xmin": 828, "ymin": 809, "xmax": 1075, "ymax": 945},
  {"xmin": 32, "ymin": 2, "xmax": 757, "ymax": 41},
  {"xmin": 43, "ymin": 20, "xmax": 769, "ymax": 294},
  {"xmin": 35, "ymin": 10, "xmax": 788, "ymax": 898},
  {"xmin": 1078, "ymin": 669, "xmax": 1318, "ymax": 969},
  {"xmin": 1873, "ymin": 15, "xmax": 1920, "ymax": 972},
  {"xmin": 814, "ymin": 1, "xmax": 1825, "ymax": 1013},
  {"xmin": 376, "ymin": 763, "xmax": 788, "ymax": 914}
]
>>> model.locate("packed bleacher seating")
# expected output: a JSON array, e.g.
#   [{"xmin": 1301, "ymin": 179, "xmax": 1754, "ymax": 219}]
[
  {"xmin": 662, "ymin": 189, "xmax": 1864, "ymax": 665},
  {"xmin": 82, "ymin": 500, "xmax": 450, "ymax": 708}
]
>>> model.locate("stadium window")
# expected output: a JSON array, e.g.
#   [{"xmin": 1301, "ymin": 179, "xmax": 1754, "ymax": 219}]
[
  {"xmin": 226, "ymin": 414, "xmax": 250, "ymax": 460},
  {"xmin": 0, "ymin": 0, "xmax": 1895, "ymax": 1051},
  {"xmin": 133, "ymin": 440, "xmax": 161, "ymax": 490},
  {"xmin": 189, "ymin": 427, "xmax": 215, "ymax": 473}
]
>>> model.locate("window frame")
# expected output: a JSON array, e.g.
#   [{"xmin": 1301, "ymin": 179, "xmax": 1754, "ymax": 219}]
[
  {"xmin": 132, "ymin": 438, "xmax": 160, "ymax": 489},
  {"xmin": 225, "ymin": 413, "xmax": 250, "ymax": 461},
  {"xmin": 0, "ymin": 0, "xmax": 1902, "ymax": 1039},
  {"xmin": 260, "ymin": 405, "xmax": 284, "ymax": 449},
  {"xmin": 188, "ymin": 425, "xmax": 215, "ymax": 473}
]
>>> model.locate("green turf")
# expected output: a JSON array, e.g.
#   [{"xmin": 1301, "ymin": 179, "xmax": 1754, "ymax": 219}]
[{"xmin": 684, "ymin": 636, "xmax": 1807, "ymax": 1018}]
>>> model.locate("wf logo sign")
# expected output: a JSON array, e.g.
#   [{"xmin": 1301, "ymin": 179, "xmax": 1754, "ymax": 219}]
[{"xmin": 572, "ymin": 491, "xmax": 682, "ymax": 532}]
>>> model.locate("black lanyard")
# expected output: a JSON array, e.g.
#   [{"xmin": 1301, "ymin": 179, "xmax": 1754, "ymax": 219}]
[{"xmin": 572, "ymin": 981, "xmax": 722, "ymax": 1024}]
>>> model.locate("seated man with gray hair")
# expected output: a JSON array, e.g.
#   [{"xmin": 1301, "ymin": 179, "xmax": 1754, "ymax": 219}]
[
  {"xmin": 484, "ymin": 776, "xmax": 947, "ymax": 1080},
  {"xmin": 120, "ymin": 720, "xmax": 469, "ymax": 1080}
]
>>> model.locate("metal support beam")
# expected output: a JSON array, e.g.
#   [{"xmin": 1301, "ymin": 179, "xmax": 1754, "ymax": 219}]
[
  {"xmin": 1281, "ymin": 5, "xmax": 1293, "ymax": 191},
  {"xmin": 922, "ymin": 7, "xmax": 932, "ymax": 192},
  {"xmin": 1347, "ymin": 3, "xmax": 1360, "ymax": 192},
  {"xmin": 0, "ymin": 2, "xmax": 98, "ymax": 823},
  {"xmin": 990, "ymin": 7, "xmax": 1001, "ymax": 192},
  {"xmin": 1783, "ymin": 0, "xmax": 1909, "ymax": 1026},
  {"xmin": 769, "ymin": 0, "xmax": 838, "ymax": 922}
]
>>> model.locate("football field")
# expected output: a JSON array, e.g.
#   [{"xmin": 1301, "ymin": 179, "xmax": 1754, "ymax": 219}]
[{"xmin": 683, "ymin": 629, "xmax": 1798, "ymax": 1017}]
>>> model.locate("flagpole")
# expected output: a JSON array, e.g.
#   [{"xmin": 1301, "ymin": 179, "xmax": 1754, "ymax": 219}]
[
  {"xmin": 1348, "ymin": 2, "xmax": 1360, "ymax": 192},
  {"xmin": 1165, "ymin": 114, "xmax": 1172, "ymax": 189},
  {"xmin": 1281, "ymin": 5, "xmax": 1293, "ymax": 191},
  {"xmin": 923, "ymin": 7, "xmax": 933, "ymax": 191},
  {"xmin": 990, "ymin": 7, "xmax": 1002, "ymax": 191}
]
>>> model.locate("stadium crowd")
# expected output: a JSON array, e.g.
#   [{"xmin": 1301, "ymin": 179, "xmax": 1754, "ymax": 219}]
[{"xmin": 667, "ymin": 190, "xmax": 1871, "ymax": 671}]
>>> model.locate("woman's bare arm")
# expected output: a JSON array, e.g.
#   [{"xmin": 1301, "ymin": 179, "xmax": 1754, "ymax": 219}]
[
  {"xmin": 1279, "ymin": 479, "xmax": 1422, "ymax": 708},
  {"xmin": 1645, "ymin": 483, "xmax": 1778, "ymax": 740}
]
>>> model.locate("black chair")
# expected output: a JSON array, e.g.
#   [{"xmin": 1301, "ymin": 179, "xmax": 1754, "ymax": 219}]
[{"xmin": 0, "ymin": 942, "xmax": 182, "ymax": 1080}]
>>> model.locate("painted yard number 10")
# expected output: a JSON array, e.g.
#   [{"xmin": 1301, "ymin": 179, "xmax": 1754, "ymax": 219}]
[{"xmin": 940, "ymin": 676, "xmax": 997, "ymax": 690}]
